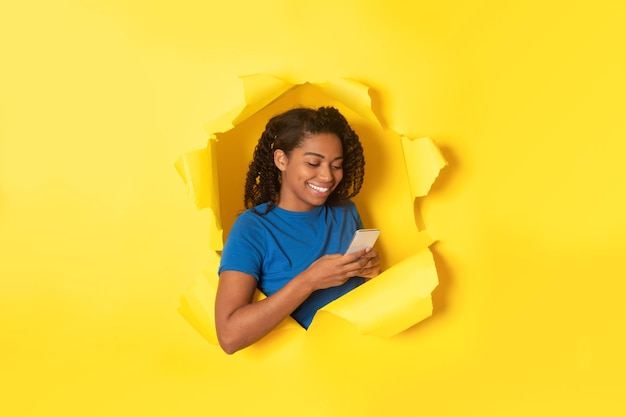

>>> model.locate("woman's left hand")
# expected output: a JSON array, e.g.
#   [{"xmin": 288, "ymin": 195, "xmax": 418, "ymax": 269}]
[{"xmin": 358, "ymin": 248, "xmax": 380, "ymax": 279}]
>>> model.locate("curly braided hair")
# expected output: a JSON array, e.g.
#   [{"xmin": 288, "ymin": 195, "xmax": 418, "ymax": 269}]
[{"xmin": 244, "ymin": 106, "xmax": 365, "ymax": 214}]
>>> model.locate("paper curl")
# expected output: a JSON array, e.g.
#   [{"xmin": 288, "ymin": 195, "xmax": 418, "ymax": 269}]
[
  {"xmin": 401, "ymin": 136, "xmax": 447, "ymax": 200},
  {"xmin": 177, "ymin": 75, "xmax": 447, "ymax": 349},
  {"xmin": 319, "ymin": 247, "xmax": 438, "ymax": 337},
  {"xmin": 175, "ymin": 139, "xmax": 223, "ymax": 250}
]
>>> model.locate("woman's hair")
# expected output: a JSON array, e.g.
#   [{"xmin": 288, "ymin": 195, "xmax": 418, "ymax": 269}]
[{"xmin": 244, "ymin": 106, "xmax": 365, "ymax": 213}]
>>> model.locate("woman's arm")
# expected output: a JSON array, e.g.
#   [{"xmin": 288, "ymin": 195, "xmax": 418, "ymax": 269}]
[{"xmin": 215, "ymin": 248, "xmax": 375, "ymax": 354}]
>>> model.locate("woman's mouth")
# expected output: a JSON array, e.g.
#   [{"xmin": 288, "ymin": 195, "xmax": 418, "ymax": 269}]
[{"xmin": 307, "ymin": 182, "xmax": 331, "ymax": 193}]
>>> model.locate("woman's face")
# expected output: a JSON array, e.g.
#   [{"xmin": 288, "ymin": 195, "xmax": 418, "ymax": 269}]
[{"xmin": 274, "ymin": 133, "xmax": 344, "ymax": 212}]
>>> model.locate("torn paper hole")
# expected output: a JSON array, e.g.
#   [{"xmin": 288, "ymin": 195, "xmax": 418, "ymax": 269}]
[{"xmin": 177, "ymin": 75, "xmax": 447, "ymax": 351}]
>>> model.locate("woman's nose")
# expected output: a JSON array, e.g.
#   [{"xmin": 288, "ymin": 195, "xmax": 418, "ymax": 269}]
[{"xmin": 318, "ymin": 165, "xmax": 331, "ymax": 180}]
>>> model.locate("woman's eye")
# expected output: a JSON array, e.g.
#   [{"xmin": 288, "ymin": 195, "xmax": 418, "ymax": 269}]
[
  {"xmin": 332, "ymin": 165, "xmax": 343, "ymax": 170},
  {"xmin": 306, "ymin": 162, "xmax": 320, "ymax": 167}
]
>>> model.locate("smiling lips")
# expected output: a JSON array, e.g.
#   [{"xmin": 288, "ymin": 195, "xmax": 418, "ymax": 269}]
[{"xmin": 307, "ymin": 182, "xmax": 331, "ymax": 194}]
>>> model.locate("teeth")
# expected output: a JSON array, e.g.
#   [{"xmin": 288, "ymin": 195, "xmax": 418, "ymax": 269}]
[{"xmin": 307, "ymin": 183, "xmax": 330, "ymax": 192}]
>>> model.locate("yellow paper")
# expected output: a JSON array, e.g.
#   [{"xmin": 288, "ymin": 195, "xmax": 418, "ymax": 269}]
[
  {"xmin": 319, "ymin": 78, "xmax": 380, "ymax": 125},
  {"xmin": 175, "ymin": 139, "xmax": 223, "ymax": 250},
  {"xmin": 5, "ymin": 2, "xmax": 626, "ymax": 415},
  {"xmin": 232, "ymin": 74, "xmax": 296, "ymax": 126},
  {"xmin": 178, "ymin": 273, "xmax": 219, "ymax": 345},
  {"xmin": 318, "ymin": 247, "xmax": 438, "ymax": 337},
  {"xmin": 401, "ymin": 136, "xmax": 448, "ymax": 200}
]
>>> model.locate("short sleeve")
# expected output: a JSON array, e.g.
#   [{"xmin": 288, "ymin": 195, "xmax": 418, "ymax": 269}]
[{"xmin": 218, "ymin": 213, "xmax": 266, "ymax": 280}]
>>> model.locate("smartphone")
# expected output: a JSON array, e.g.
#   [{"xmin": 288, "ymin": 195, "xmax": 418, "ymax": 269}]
[{"xmin": 345, "ymin": 229, "xmax": 380, "ymax": 254}]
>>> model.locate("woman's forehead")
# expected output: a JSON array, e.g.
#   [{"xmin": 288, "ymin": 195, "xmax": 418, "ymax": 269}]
[{"xmin": 297, "ymin": 133, "xmax": 342, "ymax": 155}]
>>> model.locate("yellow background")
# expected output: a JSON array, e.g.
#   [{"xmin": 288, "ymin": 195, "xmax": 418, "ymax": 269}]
[{"xmin": 2, "ymin": 1, "xmax": 625, "ymax": 415}]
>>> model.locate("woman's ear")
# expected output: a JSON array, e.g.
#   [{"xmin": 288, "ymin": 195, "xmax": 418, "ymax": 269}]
[{"xmin": 274, "ymin": 149, "xmax": 288, "ymax": 171}]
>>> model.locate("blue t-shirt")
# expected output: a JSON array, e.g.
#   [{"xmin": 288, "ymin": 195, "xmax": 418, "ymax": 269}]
[{"xmin": 218, "ymin": 201, "xmax": 366, "ymax": 328}]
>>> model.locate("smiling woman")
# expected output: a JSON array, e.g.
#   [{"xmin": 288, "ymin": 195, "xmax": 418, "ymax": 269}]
[{"xmin": 215, "ymin": 107, "xmax": 381, "ymax": 354}]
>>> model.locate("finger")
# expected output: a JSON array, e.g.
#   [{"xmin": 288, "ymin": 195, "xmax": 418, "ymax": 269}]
[
  {"xmin": 343, "ymin": 248, "xmax": 369, "ymax": 262},
  {"xmin": 363, "ymin": 253, "xmax": 379, "ymax": 264},
  {"xmin": 365, "ymin": 257, "xmax": 380, "ymax": 268},
  {"xmin": 359, "ymin": 267, "xmax": 380, "ymax": 279},
  {"xmin": 345, "ymin": 257, "xmax": 370, "ymax": 272}
]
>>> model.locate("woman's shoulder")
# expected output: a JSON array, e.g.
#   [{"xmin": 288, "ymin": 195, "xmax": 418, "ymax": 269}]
[
  {"xmin": 226, "ymin": 206, "xmax": 272, "ymax": 246},
  {"xmin": 230, "ymin": 203, "xmax": 276, "ymax": 228}
]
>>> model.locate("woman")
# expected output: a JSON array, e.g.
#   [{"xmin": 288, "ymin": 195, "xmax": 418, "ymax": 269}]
[{"xmin": 215, "ymin": 106, "xmax": 380, "ymax": 354}]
